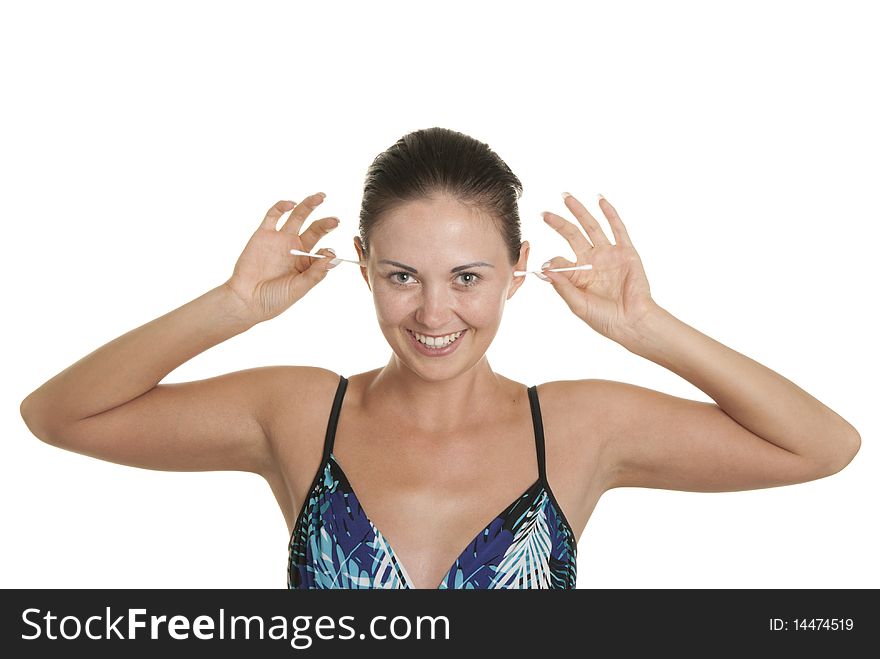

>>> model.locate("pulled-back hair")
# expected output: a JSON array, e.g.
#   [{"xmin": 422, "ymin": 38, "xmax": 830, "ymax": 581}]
[{"xmin": 358, "ymin": 127, "xmax": 523, "ymax": 264}]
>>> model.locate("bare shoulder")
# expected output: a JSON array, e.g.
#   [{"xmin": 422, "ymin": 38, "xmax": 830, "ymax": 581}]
[
  {"xmin": 532, "ymin": 377, "xmax": 702, "ymax": 489},
  {"xmin": 259, "ymin": 365, "xmax": 342, "ymax": 403},
  {"xmin": 530, "ymin": 379, "xmax": 622, "ymax": 509},
  {"xmin": 259, "ymin": 365, "xmax": 343, "ymax": 435},
  {"xmin": 536, "ymin": 377, "xmax": 643, "ymax": 403},
  {"xmin": 254, "ymin": 365, "xmax": 343, "ymax": 527},
  {"xmin": 534, "ymin": 378, "xmax": 627, "ymax": 442},
  {"xmin": 534, "ymin": 378, "xmax": 615, "ymax": 408},
  {"xmin": 533, "ymin": 377, "xmax": 699, "ymax": 476},
  {"xmin": 534, "ymin": 377, "xmax": 678, "ymax": 438}
]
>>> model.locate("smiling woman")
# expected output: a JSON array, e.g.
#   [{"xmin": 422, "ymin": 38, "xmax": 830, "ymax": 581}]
[
  {"xmin": 19, "ymin": 126, "xmax": 860, "ymax": 590},
  {"xmin": 351, "ymin": 187, "xmax": 531, "ymax": 389}
]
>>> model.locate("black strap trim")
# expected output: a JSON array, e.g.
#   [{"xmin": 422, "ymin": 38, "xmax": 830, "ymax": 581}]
[
  {"xmin": 527, "ymin": 384, "xmax": 578, "ymax": 544},
  {"xmin": 527, "ymin": 385, "xmax": 547, "ymax": 483},
  {"xmin": 323, "ymin": 374, "xmax": 348, "ymax": 459},
  {"xmin": 287, "ymin": 374, "xmax": 348, "ymax": 554}
]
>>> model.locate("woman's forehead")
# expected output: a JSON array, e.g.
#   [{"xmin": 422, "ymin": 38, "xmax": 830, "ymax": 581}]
[
  {"xmin": 370, "ymin": 220, "xmax": 504, "ymax": 263},
  {"xmin": 372, "ymin": 200, "xmax": 501, "ymax": 246}
]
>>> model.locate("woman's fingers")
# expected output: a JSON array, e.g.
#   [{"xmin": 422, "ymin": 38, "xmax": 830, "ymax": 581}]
[
  {"xmin": 542, "ymin": 211, "xmax": 594, "ymax": 260},
  {"xmin": 261, "ymin": 200, "xmax": 297, "ymax": 230},
  {"xmin": 299, "ymin": 216, "xmax": 340, "ymax": 253},
  {"xmin": 598, "ymin": 195, "xmax": 632, "ymax": 247},
  {"xmin": 543, "ymin": 264, "xmax": 589, "ymax": 318},
  {"xmin": 279, "ymin": 192, "xmax": 327, "ymax": 235},
  {"xmin": 562, "ymin": 192, "xmax": 612, "ymax": 247}
]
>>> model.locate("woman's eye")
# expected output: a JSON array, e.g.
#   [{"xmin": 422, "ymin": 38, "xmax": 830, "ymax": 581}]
[{"xmin": 388, "ymin": 271, "xmax": 481, "ymax": 287}]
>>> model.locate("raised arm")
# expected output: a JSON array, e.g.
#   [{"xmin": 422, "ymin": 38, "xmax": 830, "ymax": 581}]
[
  {"xmin": 536, "ymin": 193, "xmax": 860, "ymax": 492},
  {"xmin": 20, "ymin": 195, "xmax": 341, "ymax": 476}
]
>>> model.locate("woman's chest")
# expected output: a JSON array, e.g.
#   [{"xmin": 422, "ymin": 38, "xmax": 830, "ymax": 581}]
[
  {"xmin": 286, "ymin": 410, "xmax": 546, "ymax": 587},
  {"xmin": 275, "ymin": 383, "xmax": 604, "ymax": 586}
]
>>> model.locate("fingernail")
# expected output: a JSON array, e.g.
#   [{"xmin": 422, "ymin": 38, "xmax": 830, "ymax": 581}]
[
  {"xmin": 597, "ymin": 193, "xmax": 605, "ymax": 201},
  {"xmin": 326, "ymin": 247, "xmax": 336, "ymax": 255},
  {"xmin": 537, "ymin": 261, "xmax": 552, "ymax": 282},
  {"xmin": 316, "ymin": 192, "xmax": 326, "ymax": 198},
  {"xmin": 329, "ymin": 217, "xmax": 340, "ymax": 227},
  {"xmin": 561, "ymin": 192, "xmax": 572, "ymax": 201},
  {"xmin": 328, "ymin": 258, "xmax": 341, "ymax": 267}
]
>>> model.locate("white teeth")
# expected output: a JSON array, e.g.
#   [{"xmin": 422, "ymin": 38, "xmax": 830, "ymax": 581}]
[{"xmin": 411, "ymin": 330, "xmax": 463, "ymax": 348}]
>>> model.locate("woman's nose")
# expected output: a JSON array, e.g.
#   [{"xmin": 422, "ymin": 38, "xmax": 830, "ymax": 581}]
[{"xmin": 414, "ymin": 286, "xmax": 454, "ymax": 328}]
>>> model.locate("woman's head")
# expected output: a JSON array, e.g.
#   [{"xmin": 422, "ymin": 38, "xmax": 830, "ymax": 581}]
[
  {"xmin": 353, "ymin": 127, "xmax": 531, "ymax": 380},
  {"xmin": 356, "ymin": 127, "xmax": 525, "ymax": 265}
]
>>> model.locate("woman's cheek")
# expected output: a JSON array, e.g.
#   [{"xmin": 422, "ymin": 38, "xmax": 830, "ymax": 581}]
[
  {"xmin": 460, "ymin": 288, "xmax": 504, "ymax": 327},
  {"xmin": 372, "ymin": 288, "xmax": 411, "ymax": 323}
]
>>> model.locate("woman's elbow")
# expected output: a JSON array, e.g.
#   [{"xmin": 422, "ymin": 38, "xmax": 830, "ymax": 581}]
[
  {"xmin": 20, "ymin": 394, "xmax": 58, "ymax": 445},
  {"xmin": 822, "ymin": 427, "xmax": 861, "ymax": 477}
]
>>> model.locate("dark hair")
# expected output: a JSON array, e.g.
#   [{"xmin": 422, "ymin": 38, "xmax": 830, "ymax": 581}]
[{"xmin": 358, "ymin": 127, "xmax": 524, "ymax": 264}]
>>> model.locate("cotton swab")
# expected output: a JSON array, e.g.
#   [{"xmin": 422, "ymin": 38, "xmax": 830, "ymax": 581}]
[
  {"xmin": 514, "ymin": 264, "xmax": 593, "ymax": 276},
  {"xmin": 289, "ymin": 248, "xmax": 364, "ymax": 265}
]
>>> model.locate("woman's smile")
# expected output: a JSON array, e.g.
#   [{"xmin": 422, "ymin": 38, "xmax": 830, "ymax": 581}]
[{"xmin": 405, "ymin": 328, "xmax": 468, "ymax": 357}]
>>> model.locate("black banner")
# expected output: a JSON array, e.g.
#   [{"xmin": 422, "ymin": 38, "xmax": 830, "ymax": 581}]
[{"xmin": 1, "ymin": 589, "xmax": 873, "ymax": 655}]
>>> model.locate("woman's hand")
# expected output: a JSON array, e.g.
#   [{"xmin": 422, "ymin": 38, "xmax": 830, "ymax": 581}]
[
  {"xmin": 224, "ymin": 194, "xmax": 340, "ymax": 324},
  {"xmin": 540, "ymin": 193, "xmax": 658, "ymax": 345}
]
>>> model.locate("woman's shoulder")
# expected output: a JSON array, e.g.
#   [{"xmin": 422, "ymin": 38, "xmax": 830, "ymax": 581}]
[
  {"xmin": 257, "ymin": 364, "xmax": 342, "ymax": 392},
  {"xmin": 531, "ymin": 377, "xmax": 645, "ymax": 439},
  {"xmin": 445, "ymin": 375, "xmax": 631, "ymax": 418},
  {"xmin": 254, "ymin": 365, "xmax": 344, "ymax": 424},
  {"xmin": 533, "ymin": 377, "xmax": 627, "ymax": 405}
]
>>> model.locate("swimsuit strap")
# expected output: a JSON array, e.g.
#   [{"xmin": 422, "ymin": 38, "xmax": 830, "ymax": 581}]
[
  {"xmin": 527, "ymin": 385, "xmax": 548, "ymax": 483},
  {"xmin": 325, "ymin": 378, "xmax": 546, "ymax": 481},
  {"xmin": 323, "ymin": 375, "xmax": 349, "ymax": 459}
]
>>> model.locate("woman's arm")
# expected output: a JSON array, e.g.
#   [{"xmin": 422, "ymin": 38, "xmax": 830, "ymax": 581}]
[
  {"xmin": 538, "ymin": 193, "xmax": 859, "ymax": 492},
  {"xmin": 624, "ymin": 305, "xmax": 859, "ymax": 471},
  {"xmin": 19, "ymin": 285, "xmax": 280, "ymax": 474},
  {"xmin": 21, "ymin": 284, "xmax": 254, "ymax": 428},
  {"xmin": 592, "ymin": 304, "xmax": 860, "ymax": 491},
  {"xmin": 20, "ymin": 197, "xmax": 340, "ymax": 474}
]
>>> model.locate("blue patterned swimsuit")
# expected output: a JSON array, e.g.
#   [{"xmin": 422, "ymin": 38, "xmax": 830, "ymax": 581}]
[{"xmin": 288, "ymin": 375, "xmax": 578, "ymax": 589}]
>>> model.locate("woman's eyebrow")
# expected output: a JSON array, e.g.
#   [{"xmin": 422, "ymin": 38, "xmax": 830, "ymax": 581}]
[{"xmin": 378, "ymin": 260, "xmax": 495, "ymax": 274}]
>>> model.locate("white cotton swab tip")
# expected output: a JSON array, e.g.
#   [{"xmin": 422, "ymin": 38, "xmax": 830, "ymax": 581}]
[
  {"xmin": 514, "ymin": 264, "xmax": 593, "ymax": 276},
  {"xmin": 289, "ymin": 248, "xmax": 363, "ymax": 266},
  {"xmin": 290, "ymin": 248, "xmax": 325, "ymax": 258}
]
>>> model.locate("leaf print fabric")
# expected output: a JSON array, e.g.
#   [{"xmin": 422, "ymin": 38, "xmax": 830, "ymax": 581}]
[{"xmin": 288, "ymin": 456, "xmax": 577, "ymax": 589}]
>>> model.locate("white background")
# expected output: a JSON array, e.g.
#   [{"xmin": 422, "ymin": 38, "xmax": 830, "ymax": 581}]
[{"xmin": 2, "ymin": 0, "xmax": 877, "ymax": 589}]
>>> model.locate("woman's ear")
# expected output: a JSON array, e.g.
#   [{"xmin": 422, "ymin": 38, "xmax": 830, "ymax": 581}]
[
  {"xmin": 353, "ymin": 236, "xmax": 371, "ymax": 290},
  {"xmin": 508, "ymin": 241, "xmax": 530, "ymax": 299}
]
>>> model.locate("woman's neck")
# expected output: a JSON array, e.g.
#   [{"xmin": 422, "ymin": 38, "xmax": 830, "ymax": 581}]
[{"xmin": 364, "ymin": 355, "xmax": 508, "ymax": 433}]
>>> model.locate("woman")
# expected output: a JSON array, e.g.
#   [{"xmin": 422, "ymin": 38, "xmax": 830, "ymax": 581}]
[{"xmin": 19, "ymin": 127, "xmax": 860, "ymax": 589}]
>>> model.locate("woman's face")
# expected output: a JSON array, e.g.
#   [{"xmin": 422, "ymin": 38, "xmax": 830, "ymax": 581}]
[{"xmin": 354, "ymin": 195, "xmax": 530, "ymax": 381}]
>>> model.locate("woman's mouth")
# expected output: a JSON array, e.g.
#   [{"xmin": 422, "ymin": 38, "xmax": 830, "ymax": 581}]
[{"xmin": 405, "ymin": 328, "xmax": 467, "ymax": 357}]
